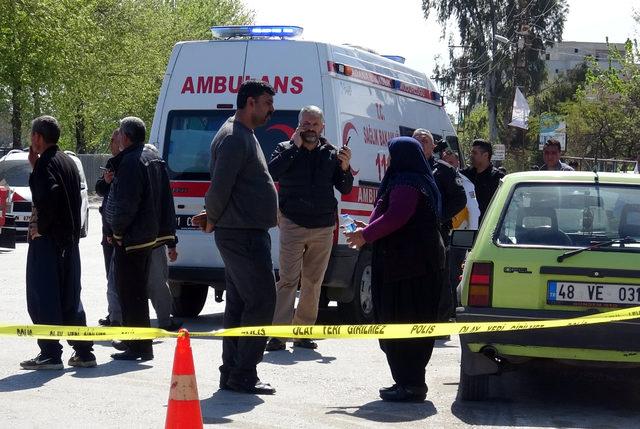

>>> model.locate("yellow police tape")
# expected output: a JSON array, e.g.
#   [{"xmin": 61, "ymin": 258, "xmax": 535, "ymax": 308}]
[{"xmin": 1, "ymin": 305, "xmax": 639, "ymax": 341}]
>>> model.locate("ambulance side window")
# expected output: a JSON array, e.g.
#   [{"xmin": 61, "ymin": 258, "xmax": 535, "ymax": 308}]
[{"xmin": 163, "ymin": 110, "xmax": 298, "ymax": 181}]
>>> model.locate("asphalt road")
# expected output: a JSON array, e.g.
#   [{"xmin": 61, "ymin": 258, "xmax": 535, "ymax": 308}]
[{"xmin": 0, "ymin": 209, "xmax": 639, "ymax": 428}]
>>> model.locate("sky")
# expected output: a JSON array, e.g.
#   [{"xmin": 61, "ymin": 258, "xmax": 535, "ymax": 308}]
[{"xmin": 242, "ymin": 0, "xmax": 639, "ymax": 79}]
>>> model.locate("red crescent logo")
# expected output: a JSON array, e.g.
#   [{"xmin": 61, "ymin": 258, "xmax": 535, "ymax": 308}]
[
  {"xmin": 267, "ymin": 124, "xmax": 295, "ymax": 139},
  {"xmin": 342, "ymin": 122, "xmax": 359, "ymax": 176}
]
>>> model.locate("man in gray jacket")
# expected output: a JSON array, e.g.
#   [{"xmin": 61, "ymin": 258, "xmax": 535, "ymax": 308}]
[{"xmin": 193, "ymin": 79, "xmax": 278, "ymax": 395}]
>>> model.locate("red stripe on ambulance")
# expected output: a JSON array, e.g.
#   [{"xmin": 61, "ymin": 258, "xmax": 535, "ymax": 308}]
[{"xmin": 171, "ymin": 181, "xmax": 209, "ymax": 198}]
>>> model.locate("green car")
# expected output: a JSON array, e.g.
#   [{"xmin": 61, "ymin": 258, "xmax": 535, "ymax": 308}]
[{"xmin": 453, "ymin": 171, "xmax": 640, "ymax": 401}]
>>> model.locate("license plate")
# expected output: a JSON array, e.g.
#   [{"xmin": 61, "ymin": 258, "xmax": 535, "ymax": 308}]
[
  {"xmin": 176, "ymin": 214, "xmax": 199, "ymax": 230},
  {"xmin": 16, "ymin": 216, "xmax": 30, "ymax": 222},
  {"xmin": 547, "ymin": 281, "xmax": 640, "ymax": 307}
]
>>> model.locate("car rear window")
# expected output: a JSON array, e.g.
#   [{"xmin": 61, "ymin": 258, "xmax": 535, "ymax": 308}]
[
  {"xmin": 163, "ymin": 110, "xmax": 298, "ymax": 181},
  {"xmin": 0, "ymin": 159, "xmax": 30, "ymax": 187},
  {"xmin": 496, "ymin": 183, "xmax": 640, "ymax": 249}
]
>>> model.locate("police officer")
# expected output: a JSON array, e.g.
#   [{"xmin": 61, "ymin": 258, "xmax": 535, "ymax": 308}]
[{"xmin": 412, "ymin": 129, "xmax": 466, "ymax": 322}]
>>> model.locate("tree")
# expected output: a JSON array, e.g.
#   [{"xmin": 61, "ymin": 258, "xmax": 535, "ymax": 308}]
[
  {"xmin": 0, "ymin": 0, "xmax": 252, "ymax": 152},
  {"xmin": 422, "ymin": 0, "xmax": 568, "ymax": 143}
]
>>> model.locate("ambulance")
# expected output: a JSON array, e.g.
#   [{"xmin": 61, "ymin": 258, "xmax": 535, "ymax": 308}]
[{"xmin": 149, "ymin": 25, "xmax": 459, "ymax": 322}]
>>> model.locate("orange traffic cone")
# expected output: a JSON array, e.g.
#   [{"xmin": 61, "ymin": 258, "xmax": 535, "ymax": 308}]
[{"xmin": 165, "ymin": 329, "xmax": 203, "ymax": 429}]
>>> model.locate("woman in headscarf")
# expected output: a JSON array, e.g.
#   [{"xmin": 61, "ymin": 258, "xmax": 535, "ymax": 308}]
[{"xmin": 345, "ymin": 137, "xmax": 445, "ymax": 402}]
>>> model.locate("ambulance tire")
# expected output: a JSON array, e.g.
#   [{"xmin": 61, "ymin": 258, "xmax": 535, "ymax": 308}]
[
  {"xmin": 338, "ymin": 247, "xmax": 374, "ymax": 324},
  {"xmin": 457, "ymin": 366, "xmax": 490, "ymax": 401},
  {"xmin": 169, "ymin": 281, "xmax": 209, "ymax": 318}
]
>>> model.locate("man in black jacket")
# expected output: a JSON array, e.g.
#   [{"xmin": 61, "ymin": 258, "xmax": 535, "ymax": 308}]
[
  {"xmin": 460, "ymin": 139, "xmax": 505, "ymax": 223},
  {"xmin": 412, "ymin": 129, "xmax": 466, "ymax": 322},
  {"xmin": 265, "ymin": 105, "xmax": 353, "ymax": 352},
  {"xmin": 105, "ymin": 116, "xmax": 176, "ymax": 361},
  {"xmin": 21, "ymin": 115, "xmax": 95, "ymax": 370}
]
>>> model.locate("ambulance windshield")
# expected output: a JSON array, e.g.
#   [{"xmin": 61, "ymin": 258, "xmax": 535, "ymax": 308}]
[{"xmin": 164, "ymin": 110, "xmax": 298, "ymax": 180}]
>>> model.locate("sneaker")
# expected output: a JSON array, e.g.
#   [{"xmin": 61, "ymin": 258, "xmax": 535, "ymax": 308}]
[
  {"xmin": 265, "ymin": 338, "xmax": 286, "ymax": 351},
  {"xmin": 20, "ymin": 354, "xmax": 63, "ymax": 370},
  {"xmin": 68, "ymin": 352, "xmax": 97, "ymax": 368},
  {"xmin": 293, "ymin": 338, "xmax": 318, "ymax": 349}
]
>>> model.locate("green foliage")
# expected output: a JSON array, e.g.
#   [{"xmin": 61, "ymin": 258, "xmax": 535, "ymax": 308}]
[
  {"xmin": 0, "ymin": 0, "xmax": 252, "ymax": 152},
  {"xmin": 422, "ymin": 0, "xmax": 568, "ymax": 142}
]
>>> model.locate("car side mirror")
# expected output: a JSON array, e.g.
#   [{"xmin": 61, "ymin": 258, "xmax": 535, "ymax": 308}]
[{"xmin": 451, "ymin": 229, "xmax": 477, "ymax": 249}]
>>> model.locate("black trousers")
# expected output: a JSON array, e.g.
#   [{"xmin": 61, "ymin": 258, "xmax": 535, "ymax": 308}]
[
  {"xmin": 114, "ymin": 245, "xmax": 152, "ymax": 354},
  {"xmin": 214, "ymin": 228, "xmax": 276, "ymax": 383},
  {"xmin": 26, "ymin": 237, "xmax": 93, "ymax": 359},
  {"xmin": 373, "ymin": 272, "xmax": 441, "ymax": 388}
]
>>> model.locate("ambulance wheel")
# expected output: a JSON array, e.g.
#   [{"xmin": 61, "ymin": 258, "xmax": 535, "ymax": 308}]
[
  {"xmin": 338, "ymin": 247, "xmax": 374, "ymax": 324},
  {"xmin": 169, "ymin": 281, "xmax": 209, "ymax": 318},
  {"xmin": 457, "ymin": 365, "xmax": 489, "ymax": 401}
]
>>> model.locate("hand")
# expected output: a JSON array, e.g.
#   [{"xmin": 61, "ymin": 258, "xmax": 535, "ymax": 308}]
[
  {"xmin": 337, "ymin": 146, "xmax": 352, "ymax": 171},
  {"xmin": 104, "ymin": 170, "xmax": 114, "ymax": 184},
  {"xmin": 106, "ymin": 236, "xmax": 113, "ymax": 245},
  {"xmin": 339, "ymin": 219, "xmax": 368, "ymax": 230},
  {"xmin": 292, "ymin": 126, "xmax": 304, "ymax": 148},
  {"xmin": 28, "ymin": 223, "xmax": 41, "ymax": 240},
  {"xmin": 28, "ymin": 146, "xmax": 38, "ymax": 168},
  {"xmin": 167, "ymin": 247, "xmax": 178, "ymax": 262},
  {"xmin": 345, "ymin": 228, "xmax": 366, "ymax": 249},
  {"xmin": 192, "ymin": 211, "xmax": 214, "ymax": 233}
]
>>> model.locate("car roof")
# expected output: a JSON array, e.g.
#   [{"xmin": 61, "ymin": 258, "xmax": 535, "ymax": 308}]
[{"xmin": 503, "ymin": 171, "xmax": 640, "ymax": 186}]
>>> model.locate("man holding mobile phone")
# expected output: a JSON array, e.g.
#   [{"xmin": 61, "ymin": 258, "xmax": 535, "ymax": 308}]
[{"xmin": 265, "ymin": 105, "xmax": 353, "ymax": 352}]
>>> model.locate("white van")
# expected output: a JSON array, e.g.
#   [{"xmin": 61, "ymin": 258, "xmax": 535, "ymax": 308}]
[
  {"xmin": 149, "ymin": 25, "xmax": 458, "ymax": 321},
  {"xmin": 0, "ymin": 149, "xmax": 90, "ymax": 239}
]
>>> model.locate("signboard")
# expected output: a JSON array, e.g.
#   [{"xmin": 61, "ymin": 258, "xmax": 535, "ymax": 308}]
[
  {"xmin": 492, "ymin": 144, "xmax": 506, "ymax": 161},
  {"xmin": 539, "ymin": 113, "xmax": 566, "ymax": 150}
]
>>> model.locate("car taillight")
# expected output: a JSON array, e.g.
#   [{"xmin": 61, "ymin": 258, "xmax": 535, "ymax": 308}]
[{"xmin": 468, "ymin": 262, "xmax": 493, "ymax": 307}]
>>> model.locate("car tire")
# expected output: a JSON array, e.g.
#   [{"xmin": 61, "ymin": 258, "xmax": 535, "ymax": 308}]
[
  {"xmin": 80, "ymin": 209, "xmax": 89, "ymax": 238},
  {"xmin": 337, "ymin": 247, "xmax": 374, "ymax": 324},
  {"xmin": 458, "ymin": 365, "xmax": 490, "ymax": 401},
  {"xmin": 169, "ymin": 281, "xmax": 209, "ymax": 318}
]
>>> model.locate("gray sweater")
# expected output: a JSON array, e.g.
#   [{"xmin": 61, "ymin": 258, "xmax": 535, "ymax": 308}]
[{"xmin": 205, "ymin": 116, "xmax": 278, "ymax": 230}]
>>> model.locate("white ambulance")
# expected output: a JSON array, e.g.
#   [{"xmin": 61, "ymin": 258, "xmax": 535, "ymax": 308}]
[{"xmin": 149, "ymin": 25, "xmax": 458, "ymax": 321}]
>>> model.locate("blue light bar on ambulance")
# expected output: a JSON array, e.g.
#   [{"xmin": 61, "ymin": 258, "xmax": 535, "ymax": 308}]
[{"xmin": 210, "ymin": 25, "xmax": 304, "ymax": 39}]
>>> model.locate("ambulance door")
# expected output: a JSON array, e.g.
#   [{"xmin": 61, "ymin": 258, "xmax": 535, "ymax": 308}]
[{"xmin": 163, "ymin": 41, "xmax": 248, "ymax": 269}]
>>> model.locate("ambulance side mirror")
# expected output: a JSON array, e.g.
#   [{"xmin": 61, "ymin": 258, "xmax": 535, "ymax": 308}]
[{"xmin": 451, "ymin": 229, "xmax": 477, "ymax": 249}]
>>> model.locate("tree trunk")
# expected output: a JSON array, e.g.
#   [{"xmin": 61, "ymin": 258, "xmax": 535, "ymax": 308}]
[
  {"xmin": 75, "ymin": 108, "xmax": 87, "ymax": 154},
  {"xmin": 11, "ymin": 83, "xmax": 22, "ymax": 149},
  {"xmin": 486, "ymin": 71, "xmax": 499, "ymax": 142}
]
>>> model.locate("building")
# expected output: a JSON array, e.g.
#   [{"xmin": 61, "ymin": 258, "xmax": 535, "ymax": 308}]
[{"xmin": 542, "ymin": 41, "xmax": 626, "ymax": 81}]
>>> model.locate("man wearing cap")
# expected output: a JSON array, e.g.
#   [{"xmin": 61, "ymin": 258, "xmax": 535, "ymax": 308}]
[{"xmin": 412, "ymin": 129, "xmax": 466, "ymax": 322}]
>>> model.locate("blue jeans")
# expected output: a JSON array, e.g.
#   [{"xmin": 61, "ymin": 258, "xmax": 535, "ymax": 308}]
[{"xmin": 26, "ymin": 237, "xmax": 93, "ymax": 359}]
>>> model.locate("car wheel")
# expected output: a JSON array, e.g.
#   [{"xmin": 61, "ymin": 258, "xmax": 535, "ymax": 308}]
[
  {"xmin": 80, "ymin": 209, "xmax": 89, "ymax": 238},
  {"xmin": 338, "ymin": 247, "xmax": 374, "ymax": 324},
  {"xmin": 457, "ymin": 365, "xmax": 490, "ymax": 401},
  {"xmin": 169, "ymin": 281, "xmax": 209, "ymax": 318}
]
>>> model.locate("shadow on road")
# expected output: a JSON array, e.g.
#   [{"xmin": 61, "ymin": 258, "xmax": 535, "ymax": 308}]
[
  {"xmin": 452, "ymin": 362, "xmax": 640, "ymax": 428},
  {"xmin": 326, "ymin": 400, "xmax": 437, "ymax": 423},
  {"xmin": 0, "ymin": 360, "xmax": 152, "ymax": 392},
  {"xmin": 262, "ymin": 347, "xmax": 336, "ymax": 366},
  {"xmin": 0, "ymin": 369, "xmax": 65, "ymax": 392},
  {"xmin": 200, "ymin": 389, "xmax": 265, "ymax": 424}
]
